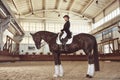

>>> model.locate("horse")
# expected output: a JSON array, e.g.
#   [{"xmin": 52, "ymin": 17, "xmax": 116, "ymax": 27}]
[{"xmin": 30, "ymin": 31, "xmax": 100, "ymax": 78}]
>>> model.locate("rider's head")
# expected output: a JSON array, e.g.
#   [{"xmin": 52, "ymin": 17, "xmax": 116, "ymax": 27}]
[{"xmin": 63, "ymin": 15, "xmax": 69, "ymax": 21}]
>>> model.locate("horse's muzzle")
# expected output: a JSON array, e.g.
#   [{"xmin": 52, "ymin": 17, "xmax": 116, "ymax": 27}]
[{"xmin": 36, "ymin": 43, "xmax": 45, "ymax": 49}]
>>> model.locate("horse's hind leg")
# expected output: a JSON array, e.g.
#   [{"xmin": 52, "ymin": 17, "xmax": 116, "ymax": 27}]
[
  {"xmin": 53, "ymin": 53, "xmax": 64, "ymax": 77},
  {"xmin": 86, "ymin": 50, "xmax": 95, "ymax": 78}
]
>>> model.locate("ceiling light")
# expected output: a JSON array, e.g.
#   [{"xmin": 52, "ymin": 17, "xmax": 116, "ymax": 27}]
[
  {"xmin": 58, "ymin": 14, "xmax": 60, "ymax": 17},
  {"xmin": 96, "ymin": 0, "xmax": 98, "ymax": 4},
  {"xmin": 82, "ymin": 15, "xmax": 84, "ymax": 18},
  {"xmin": 63, "ymin": 0, "xmax": 67, "ymax": 2}
]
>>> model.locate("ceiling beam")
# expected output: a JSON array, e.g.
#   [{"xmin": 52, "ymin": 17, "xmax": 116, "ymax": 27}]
[
  {"xmin": 19, "ymin": 9, "xmax": 91, "ymax": 20},
  {"xmin": 67, "ymin": 0, "xmax": 74, "ymax": 11},
  {"xmin": 29, "ymin": 0, "xmax": 34, "ymax": 13},
  {"xmin": 42, "ymin": 0, "xmax": 46, "ymax": 18},
  {"xmin": 1, "ymin": 0, "xmax": 24, "ymax": 35},
  {"xmin": 42, "ymin": 0, "xmax": 46, "ymax": 10},
  {"xmin": 80, "ymin": 0, "xmax": 94, "ymax": 14},
  {"xmin": 57, "ymin": 0, "xmax": 63, "ymax": 10},
  {"xmin": 19, "ymin": 17, "xmax": 90, "ymax": 22},
  {"xmin": 55, "ymin": 0, "xmax": 60, "ymax": 9},
  {"xmin": 22, "ymin": 9, "xmax": 82, "ymax": 16},
  {"xmin": 11, "ymin": 0, "xmax": 20, "ymax": 14},
  {"xmin": 93, "ymin": 0, "xmax": 116, "ymax": 18}
]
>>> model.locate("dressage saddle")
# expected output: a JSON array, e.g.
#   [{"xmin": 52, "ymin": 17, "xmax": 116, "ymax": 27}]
[{"xmin": 59, "ymin": 31, "xmax": 72, "ymax": 51}]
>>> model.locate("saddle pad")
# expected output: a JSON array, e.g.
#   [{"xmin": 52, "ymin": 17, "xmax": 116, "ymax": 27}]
[{"xmin": 56, "ymin": 31, "xmax": 73, "ymax": 44}]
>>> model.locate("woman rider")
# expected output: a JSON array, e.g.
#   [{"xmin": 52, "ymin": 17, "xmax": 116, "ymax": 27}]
[{"xmin": 60, "ymin": 15, "xmax": 72, "ymax": 51}]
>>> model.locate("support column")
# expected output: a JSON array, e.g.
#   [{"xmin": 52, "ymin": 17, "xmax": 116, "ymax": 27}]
[
  {"xmin": 0, "ymin": 23, "xmax": 3, "ymax": 51},
  {"xmin": 42, "ymin": 10, "xmax": 46, "ymax": 54},
  {"xmin": 42, "ymin": 19, "xmax": 46, "ymax": 54},
  {"xmin": 0, "ymin": 16, "xmax": 11, "ymax": 51}
]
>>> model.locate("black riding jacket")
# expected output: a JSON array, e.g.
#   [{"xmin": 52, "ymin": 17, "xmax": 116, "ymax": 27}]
[
  {"xmin": 61, "ymin": 20, "xmax": 71, "ymax": 39},
  {"xmin": 61, "ymin": 21, "xmax": 70, "ymax": 32}
]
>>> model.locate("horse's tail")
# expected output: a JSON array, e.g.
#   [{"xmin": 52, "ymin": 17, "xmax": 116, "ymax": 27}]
[{"xmin": 93, "ymin": 38, "xmax": 100, "ymax": 71}]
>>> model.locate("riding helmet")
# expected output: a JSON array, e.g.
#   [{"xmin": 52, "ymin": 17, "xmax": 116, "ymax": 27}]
[{"xmin": 63, "ymin": 15, "xmax": 70, "ymax": 19}]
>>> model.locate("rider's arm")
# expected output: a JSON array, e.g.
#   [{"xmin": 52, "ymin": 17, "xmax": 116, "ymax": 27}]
[{"xmin": 61, "ymin": 21, "xmax": 70, "ymax": 32}]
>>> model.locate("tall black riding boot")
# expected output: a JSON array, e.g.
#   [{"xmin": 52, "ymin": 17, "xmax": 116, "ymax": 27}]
[
  {"xmin": 60, "ymin": 44, "xmax": 67, "ymax": 51},
  {"xmin": 63, "ymin": 44, "xmax": 67, "ymax": 51},
  {"xmin": 60, "ymin": 45, "xmax": 64, "ymax": 51},
  {"xmin": 60, "ymin": 38, "xmax": 67, "ymax": 51},
  {"xmin": 64, "ymin": 44, "xmax": 67, "ymax": 51}
]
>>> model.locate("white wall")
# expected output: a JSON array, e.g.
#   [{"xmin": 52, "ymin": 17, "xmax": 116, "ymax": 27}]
[
  {"xmin": 3, "ymin": 29, "xmax": 13, "ymax": 43},
  {"xmin": 20, "ymin": 44, "xmax": 50, "ymax": 55}
]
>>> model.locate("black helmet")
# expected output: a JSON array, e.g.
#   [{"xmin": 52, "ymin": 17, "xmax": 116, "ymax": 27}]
[{"xmin": 63, "ymin": 15, "xmax": 70, "ymax": 19}]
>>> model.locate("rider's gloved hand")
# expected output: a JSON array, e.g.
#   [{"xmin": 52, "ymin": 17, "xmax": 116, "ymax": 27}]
[{"xmin": 61, "ymin": 29, "xmax": 63, "ymax": 32}]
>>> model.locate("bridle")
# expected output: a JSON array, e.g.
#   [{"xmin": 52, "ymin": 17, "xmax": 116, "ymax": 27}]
[
  {"xmin": 39, "ymin": 40, "xmax": 46, "ymax": 48},
  {"xmin": 37, "ymin": 31, "xmax": 58, "ymax": 48}
]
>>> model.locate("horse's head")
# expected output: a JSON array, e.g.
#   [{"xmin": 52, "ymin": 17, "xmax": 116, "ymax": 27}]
[{"xmin": 30, "ymin": 33, "xmax": 42, "ymax": 49}]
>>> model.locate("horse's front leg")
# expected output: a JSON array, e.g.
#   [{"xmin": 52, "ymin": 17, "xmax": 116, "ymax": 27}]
[
  {"xmin": 53, "ymin": 53, "xmax": 64, "ymax": 77},
  {"xmin": 86, "ymin": 51, "xmax": 95, "ymax": 78}
]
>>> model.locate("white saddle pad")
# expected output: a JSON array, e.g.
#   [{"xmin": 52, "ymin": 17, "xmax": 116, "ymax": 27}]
[{"xmin": 56, "ymin": 31, "xmax": 73, "ymax": 44}]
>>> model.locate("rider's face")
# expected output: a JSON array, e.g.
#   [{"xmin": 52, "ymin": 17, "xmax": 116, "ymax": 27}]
[{"xmin": 64, "ymin": 17, "xmax": 68, "ymax": 21}]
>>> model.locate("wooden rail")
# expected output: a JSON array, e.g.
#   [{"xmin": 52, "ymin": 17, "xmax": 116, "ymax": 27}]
[
  {"xmin": 98, "ymin": 38, "xmax": 120, "ymax": 54},
  {"xmin": 18, "ymin": 53, "xmax": 120, "ymax": 61},
  {"xmin": 3, "ymin": 35, "xmax": 19, "ymax": 55}
]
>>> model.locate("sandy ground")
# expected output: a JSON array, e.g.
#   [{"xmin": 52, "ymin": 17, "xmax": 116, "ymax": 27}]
[{"xmin": 0, "ymin": 61, "xmax": 120, "ymax": 80}]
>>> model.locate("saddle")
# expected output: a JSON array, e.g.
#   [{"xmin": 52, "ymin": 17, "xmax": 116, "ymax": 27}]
[{"xmin": 56, "ymin": 31, "xmax": 73, "ymax": 45}]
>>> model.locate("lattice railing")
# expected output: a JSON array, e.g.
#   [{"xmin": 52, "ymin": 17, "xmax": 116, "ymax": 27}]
[
  {"xmin": 3, "ymin": 35, "xmax": 19, "ymax": 55},
  {"xmin": 98, "ymin": 38, "xmax": 120, "ymax": 54}
]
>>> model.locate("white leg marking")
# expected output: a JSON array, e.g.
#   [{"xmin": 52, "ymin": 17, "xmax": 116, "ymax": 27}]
[
  {"xmin": 59, "ymin": 65, "xmax": 64, "ymax": 77},
  {"xmin": 53, "ymin": 65, "xmax": 59, "ymax": 77},
  {"xmin": 87, "ymin": 64, "xmax": 91, "ymax": 75},
  {"xmin": 87, "ymin": 64, "xmax": 95, "ymax": 76}
]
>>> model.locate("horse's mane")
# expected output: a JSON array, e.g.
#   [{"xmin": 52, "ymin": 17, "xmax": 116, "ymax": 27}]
[{"xmin": 35, "ymin": 31, "xmax": 58, "ymax": 35}]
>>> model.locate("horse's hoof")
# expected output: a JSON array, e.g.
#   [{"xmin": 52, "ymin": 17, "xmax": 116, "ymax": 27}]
[
  {"xmin": 59, "ymin": 74, "xmax": 64, "ymax": 77},
  {"xmin": 86, "ymin": 74, "xmax": 89, "ymax": 77},
  {"xmin": 53, "ymin": 74, "xmax": 59, "ymax": 78},
  {"xmin": 86, "ymin": 74, "xmax": 93, "ymax": 78}
]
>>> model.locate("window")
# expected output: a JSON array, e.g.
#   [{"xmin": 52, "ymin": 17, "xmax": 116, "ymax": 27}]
[
  {"xmin": 104, "ymin": 44, "xmax": 113, "ymax": 53},
  {"xmin": 102, "ymin": 29, "xmax": 113, "ymax": 41},
  {"xmin": 21, "ymin": 21, "xmax": 45, "ymax": 44},
  {"xmin": 46, "ymin": 23, "xmax": 55, "ymax": 32},
  {"xmin": 21, "ymin": 37, "xmax": 29, "ymax": 44},
  {"xmin": 93, "ymin": 7, "xmax": 120, "ymax": 29},
  {"xmin": 21, "ymin": 21, "xmax": 90, "ymax": 44},
  {"xmin": 22, "ymin": 22, "xmax": 29, "ymax": 31}
]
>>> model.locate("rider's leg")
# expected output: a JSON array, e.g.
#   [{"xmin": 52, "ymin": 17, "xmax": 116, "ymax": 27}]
[
  {"xmin": 66, "ymin": 31, "xmax": 71, "ymax": 39},
  {"xmin": 62, "ymin": 41, "xmax": 67, "ymax": 51}
]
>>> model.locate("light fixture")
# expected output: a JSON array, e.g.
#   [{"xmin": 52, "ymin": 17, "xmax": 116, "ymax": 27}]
[
  {"xmin": 63, "ymin": 0, "xmax": 67, "ymax": 2},
  {"xmin": 58, "ymin": 13, "xmax": 60, "ymax": 17},
  {"xmin": 96, "ymin": 0, "xmax": 98, "ymax": 4},
  {"xmin": 0, "ymin": 8, "xmax": 7, "ymax": 18}
]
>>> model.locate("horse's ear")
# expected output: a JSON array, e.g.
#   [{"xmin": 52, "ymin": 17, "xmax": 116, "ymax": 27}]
[{"xmin": 30, "ymin": 33, "xmax": 33, "ymax": 36}]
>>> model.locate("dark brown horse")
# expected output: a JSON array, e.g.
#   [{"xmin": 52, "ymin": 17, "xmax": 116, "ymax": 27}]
[{"xmin": 30, "ymin": 31, "xmax": 100, "ymax": 78}]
